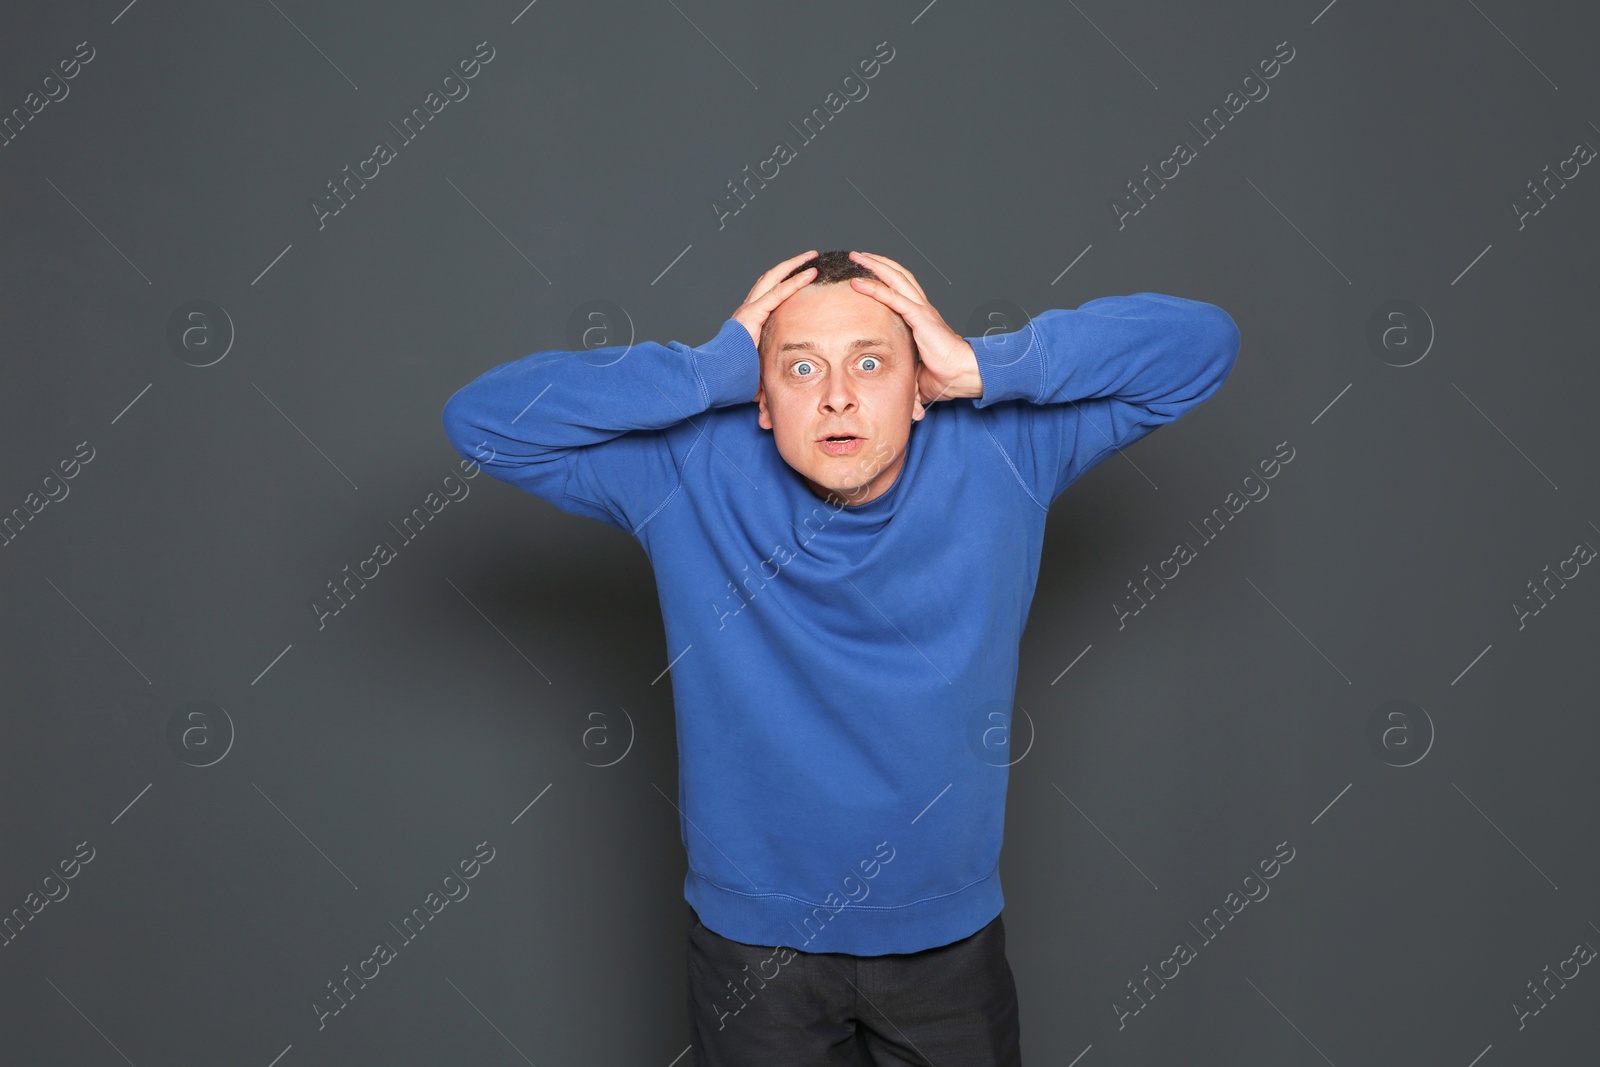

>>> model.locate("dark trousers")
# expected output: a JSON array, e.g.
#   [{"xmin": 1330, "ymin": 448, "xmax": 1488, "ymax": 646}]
[{"xmin": 686, "ymin": 907, "xmax": 1022, "ymax": 1066}]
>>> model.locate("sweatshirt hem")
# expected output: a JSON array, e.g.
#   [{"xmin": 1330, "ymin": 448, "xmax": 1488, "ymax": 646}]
[{"xmin": 684, "ymin": 864, "xmax": 1004, "ymax": 956}]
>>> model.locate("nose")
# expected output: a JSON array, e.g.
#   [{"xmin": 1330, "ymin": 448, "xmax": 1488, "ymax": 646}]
[{"xmin": 820, "ymin": 373, "xmax": 858, "ymax": 415}]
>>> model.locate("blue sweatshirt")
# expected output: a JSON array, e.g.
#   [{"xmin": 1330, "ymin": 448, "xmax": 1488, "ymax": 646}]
[{"xmin": 441, "ymin": 292, "xmax": 1239, "ymax": 955}]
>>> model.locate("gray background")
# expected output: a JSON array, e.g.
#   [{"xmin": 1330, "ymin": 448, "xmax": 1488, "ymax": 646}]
[{"xmin": 2, "ymin": 0, "xmax": 1596, "ymax": 1063}]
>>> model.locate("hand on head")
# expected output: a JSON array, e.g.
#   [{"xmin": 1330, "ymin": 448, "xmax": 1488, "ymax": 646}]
[
  {"xmin": 732, "ymin": 248, "xmax": 981, "ymax": 406},
  {"xmin": 842, "ymin": 251, "xmax": 982, "ymax": 405},
  {"xmin": 732, "ymin": 250, "xmax": 820, "ymax": 398}
]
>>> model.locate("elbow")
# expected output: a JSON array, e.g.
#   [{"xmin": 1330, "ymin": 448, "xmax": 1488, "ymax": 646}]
[
  {"xmin": 1141, "ymin": 292, "xmax": 1240, "ymax": 395},
  {"xmin": 1162, "ymin": 303, "xmax": 1239, "ymax": 417},
  {"xmin": 1200, "ymin": 304, "xmax": 1241, "ymax": 396},
  {"xmin": 440, "ymin": 390, "xmax": 485, "ymax": 464},
  {"xmin": 440, "ymin": 392, "xmax": 467, "ymax": 451}
]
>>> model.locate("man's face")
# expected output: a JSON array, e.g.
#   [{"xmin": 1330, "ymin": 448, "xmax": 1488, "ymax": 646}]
[{"xmin": 756, "ymin": 280, "xmax": 925, "ymax": 506}]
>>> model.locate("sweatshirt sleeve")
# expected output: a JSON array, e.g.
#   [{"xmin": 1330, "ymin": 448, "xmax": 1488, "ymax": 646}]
[
  {"xmin": 440, "ymin": 317, "xmax": 760, "ymax": 536},
  {"xmin": 968, "ymin": 292, "xmax": 1240, "ymax": 508}
]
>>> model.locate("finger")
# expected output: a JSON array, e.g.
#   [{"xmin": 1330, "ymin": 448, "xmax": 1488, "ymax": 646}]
[
  {"xmin": 848, "ymin": 274, "xmax": 924, "ymax": 324},
  {"xmin": 850, "ymin": 251, "xmax": 927, "ymax": 302},
  {"xmin": 850, "ymin": 249, "xmax": 912, "ymax": 277},
  {"xmin": 761, "ymin": 249, "xmax": 821, "ymax": 289},
  {"xmin": 745, "ymin": 250, "xmax": 818, "ymax": 302},
  {"xmin": 850, "ymin": 266, "xmax": 926, "ymax": 319},
  {"xmin": 844, "ymin": 247, "xmax": 908, "ymax": 286},
  {"xmin": 859, "ymin": 256, "xmax": 928, "ymax": 307},
  {"xmin": 875, "ymin": 255, "xmax": 928, "ymax": 303},
  {"xmin": 769, "ymin": 249, "xmax": 820, "ymax": 279},
  {"xmin": 751, "ymin": 265, "xmax": 817, "ymax": 312}
]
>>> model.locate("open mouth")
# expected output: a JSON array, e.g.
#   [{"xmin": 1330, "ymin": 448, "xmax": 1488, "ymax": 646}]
[{"xmin": 819, "ymin": 434, "xmax": 864, "ymax": 455}]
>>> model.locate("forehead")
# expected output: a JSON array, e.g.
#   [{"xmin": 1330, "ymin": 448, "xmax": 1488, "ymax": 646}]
[{"xmin": 764, "ymin": 282, "xmax": 910, "ymax": 357}]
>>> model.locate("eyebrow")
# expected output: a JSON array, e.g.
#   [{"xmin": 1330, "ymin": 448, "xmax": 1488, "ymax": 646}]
[{"xmin": 777, "ymin": 338, "xmax": 895, "ymax": 353}]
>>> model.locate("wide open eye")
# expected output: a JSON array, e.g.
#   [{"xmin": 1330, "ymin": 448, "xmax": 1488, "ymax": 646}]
[
  {"xmin": 859, "ymin": 355, "xmax": 880, "ymax": 372},
  {"xmin": 793, "ymin": 359, "xmax": 817, "ymax": 377}
]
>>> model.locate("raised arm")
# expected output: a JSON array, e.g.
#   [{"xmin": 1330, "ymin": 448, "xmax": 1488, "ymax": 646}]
[
  {"xmin": 844, "ymin": 252, "xmax": 1239, "ymax": 509},
  {"xmin": 440, "ymin": 320, "xmax": 756, "ymax": 534},
  {"xmin": 439, "ymin": 251, "xmax": 822, "ymax": 535},
  {"xmin": 969, "ymin": 292, "xmax": 1240, "ymax": 506}
]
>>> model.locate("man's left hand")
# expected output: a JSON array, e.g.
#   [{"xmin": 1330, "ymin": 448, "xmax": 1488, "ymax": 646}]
[{"xmin": 846, "ymin": 251, "xmax": 983, "ymax": 406}]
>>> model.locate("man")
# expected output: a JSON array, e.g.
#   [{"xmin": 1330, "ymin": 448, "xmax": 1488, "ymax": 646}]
[{"xmin": 441, "ymin": 250, "xmax": 1240, "ymax": 1064}]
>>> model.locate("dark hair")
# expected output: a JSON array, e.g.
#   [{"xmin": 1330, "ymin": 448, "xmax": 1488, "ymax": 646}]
[
  {"xmin": 781, "ymin": 248, "xmax": 877, "ymax": 285},
  {"xmin": 761, "ymin": 250, "xmax": 920, "ymax": 363}
]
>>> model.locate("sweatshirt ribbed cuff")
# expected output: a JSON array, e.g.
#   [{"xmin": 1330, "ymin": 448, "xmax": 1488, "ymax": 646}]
[
  {"xmin": 968, "ymin": 317, "xmax": 1047, "ymax": 407},
  {"xmin": 692, "ymin": 318, "xmax": 761, "ymax": 409}
]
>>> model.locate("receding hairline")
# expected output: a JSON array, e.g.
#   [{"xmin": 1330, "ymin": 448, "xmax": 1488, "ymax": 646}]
[{"xmin": 758, "ymin": 283, "xmax": 917, "ymax": 362}]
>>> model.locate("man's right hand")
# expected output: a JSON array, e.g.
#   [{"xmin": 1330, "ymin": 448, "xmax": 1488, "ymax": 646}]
[{"xmin": 730, "ymin": 251, "xmax": 819, "ymax": 396}]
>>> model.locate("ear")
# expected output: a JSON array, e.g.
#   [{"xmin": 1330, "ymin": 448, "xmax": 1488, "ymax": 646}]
[
  {"xmin": 911, "ymin": 396, "xmax": 926, "ymax": 422},
  {"xmin": 755, "ymin": 378, "xmax": 772, "ymax": 430}
]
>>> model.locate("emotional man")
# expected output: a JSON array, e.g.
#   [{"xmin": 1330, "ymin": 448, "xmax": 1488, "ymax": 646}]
[{"xmin": 441, "ymin": 249, "xmax": 1240, "ymax": 1065}]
